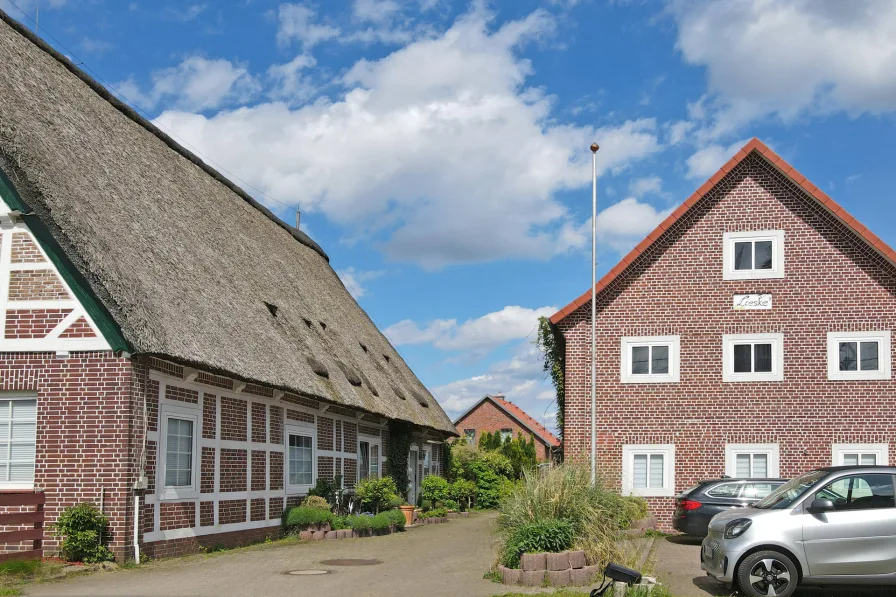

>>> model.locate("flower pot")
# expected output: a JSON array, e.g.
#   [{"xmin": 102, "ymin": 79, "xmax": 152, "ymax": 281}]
[{"xmin": 399, "ymin": 504, "xmax": 415, "ymax": 526}]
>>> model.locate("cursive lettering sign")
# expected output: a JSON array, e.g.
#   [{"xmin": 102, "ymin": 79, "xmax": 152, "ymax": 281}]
[{"xmin": 733, "ymin": 294, "xmax": 772, "ymax": 310}]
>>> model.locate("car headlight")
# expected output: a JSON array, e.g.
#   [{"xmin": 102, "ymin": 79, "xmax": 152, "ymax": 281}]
[{"xmin": 724, "ymin": 518, "xmax": 752, "ymax": 539}]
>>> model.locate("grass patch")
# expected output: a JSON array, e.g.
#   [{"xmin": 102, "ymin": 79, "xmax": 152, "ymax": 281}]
[
  {"xmin": 490, "ymin": 591, "xmax": 589, "ymax": 597},
  {"xmin": 0, "ymin": 587, "xmax": 23, "ymax": 596}
]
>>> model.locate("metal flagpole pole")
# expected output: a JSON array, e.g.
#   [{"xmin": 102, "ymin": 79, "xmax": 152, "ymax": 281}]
[{"xmin": 590, "ymin": 142, "xmax": 599, "ymax": 485}]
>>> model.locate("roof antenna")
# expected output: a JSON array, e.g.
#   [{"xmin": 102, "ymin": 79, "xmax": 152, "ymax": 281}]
[
  {"xmin": 295, "ymin": 209, "xmax": 301, "ymax": 230},
  {"xmin": 35, "ymin": 1, "xmax": 39, "ymax": 35}
]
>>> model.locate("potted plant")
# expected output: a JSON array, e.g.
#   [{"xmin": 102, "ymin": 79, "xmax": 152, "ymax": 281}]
[{"xmin": 398, "ymin": 503, "xmax": 415, "ymax": 526}]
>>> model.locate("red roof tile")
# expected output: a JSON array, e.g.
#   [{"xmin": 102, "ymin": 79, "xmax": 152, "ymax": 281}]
[
  {"xmin": 550, "ymin": 138, "xmax": 896, "ymax": 325},
  {"xmin": 490, "ymin": 395, "xmax": 560, "ymax": 447}
]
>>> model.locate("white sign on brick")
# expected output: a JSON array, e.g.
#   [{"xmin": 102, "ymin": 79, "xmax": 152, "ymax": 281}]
[{"xmin": 733, "ymin": 294, "xmax": 772, "ymax": 310}]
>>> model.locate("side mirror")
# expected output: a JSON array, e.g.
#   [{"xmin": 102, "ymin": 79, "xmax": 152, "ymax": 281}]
[{"xmin": 807, "ymin": 498, "xmax": 835, "ymax": 513}]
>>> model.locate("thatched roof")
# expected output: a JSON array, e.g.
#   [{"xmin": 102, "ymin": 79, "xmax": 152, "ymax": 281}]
[{"xmin": 0, "ymin": 11, "xmax": 456, "ymax": 435}]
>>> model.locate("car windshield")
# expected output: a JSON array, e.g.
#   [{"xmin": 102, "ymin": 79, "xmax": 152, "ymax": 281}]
[{"xmin": 753, "ymin": 470, "xmax": 828, "ymax": 509}]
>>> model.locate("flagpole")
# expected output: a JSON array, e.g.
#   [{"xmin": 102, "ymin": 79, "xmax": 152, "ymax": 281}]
[{"xmin": 590, "ymin": 142, "xmax": 599, "ymax": 485}]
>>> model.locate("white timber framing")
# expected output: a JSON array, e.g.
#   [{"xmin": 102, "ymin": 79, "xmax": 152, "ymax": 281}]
[
  {"xmin": 144, "ymin": 366, "xmax": 387, "ymax": 543},
  {"xmin": 0, "ymin": 205, "xmax": 110, "ymax": 352}
]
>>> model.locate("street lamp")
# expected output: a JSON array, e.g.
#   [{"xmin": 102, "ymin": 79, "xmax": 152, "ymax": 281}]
[{"xmin": 590, "ymin": 142, "xmax": 599, "ymax": 486}]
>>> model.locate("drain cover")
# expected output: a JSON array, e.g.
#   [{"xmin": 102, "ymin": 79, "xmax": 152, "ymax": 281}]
[
  {"xmin": 319, "ymin": 559, "xmax": 381, "ymax": 566},
  {"xmin": 288, "ymin": 570, "xmax": 330, "ymax": 576}
]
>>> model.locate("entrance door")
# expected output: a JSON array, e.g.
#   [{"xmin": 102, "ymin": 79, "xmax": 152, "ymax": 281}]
[{"xmin": 407, "ymin": 448, "xmax": 419, "ymax": 504}]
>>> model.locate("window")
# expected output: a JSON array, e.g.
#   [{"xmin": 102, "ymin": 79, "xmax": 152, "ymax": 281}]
[
  {"xmin": 827, "ymin": 332, "xmax": 891, "ymax": 381},
  {"xmin": 288, "ymin": 434, "xmax": 314, "ymax": 488},
  {"xmin": 0, "ymin": 397, "xmax": 37, "ymax": 489},
  {"xmin": 463, "ymin": 429, "xmax": 475, "ymax": 444},
  {"xmin": 358, "ymin": 438, "xmax": 381, "ymax": 481},
  {"xmin": 832, "ymin": 444, "xmax": 888, "ymax": 467},
  {"xmin": 815, "ymin": 474, "xmax": 895, "ymax": 511},
  {"xmin": 500, "ymin": 429, "xmax": 512, "ymax": 442},
  {"xmin": 622, "ymin": 444, "xmax": 675, "ymax": 497},
  {"xmin": 160, "ymin": 403, "xmax": 200, "ymax": 500},
  {"xmin": 620, "ymin": 336, "xmax": 680, "ymax": 383},
  {"xmin": 725, "ymin": 444, "xmax": 780, "ymax": 478},
  {"xmin": 743, "ymin": 482, "xmax": 782, "ymax": 500},
  {"xmin": 705, "ymin": 482, "xmax": 742, "ymax": 499},
  {"xmin": 723, "ymin": 230, "xmax": 785, "ymax": 280},
  {"xmin": 722, "ymin": 333, "xmax": 783, "ymax": 382}
]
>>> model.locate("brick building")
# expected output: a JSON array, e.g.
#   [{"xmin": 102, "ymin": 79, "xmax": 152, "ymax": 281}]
[
  {"xmin": 550, "ymin": 138, "xmax": 896, "ymax": 527},
  {"xmin": 0, "ymin": 12, "xmax": 455, "ymax": 560},
  {"xmin": 453, "ymin": 394, "xmax": 560, "ymax": 461}
]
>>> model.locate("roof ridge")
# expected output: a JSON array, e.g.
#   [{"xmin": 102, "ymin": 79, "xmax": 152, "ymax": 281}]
[
  {"xmin": 491, "ymin": 395, "xmax": 560, "ymax": 446},
  {"xmin": 550, "ymin": 137, "xmax": 896, "ymax": 324},
  {"xmin": 0, "ymin": 8, "xmax": 329, "ymax": 263}
]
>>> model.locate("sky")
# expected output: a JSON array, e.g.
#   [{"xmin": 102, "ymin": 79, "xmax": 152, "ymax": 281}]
[{"xmin": 5, "ymin": 0, "xmax": 896, "ymax": 434}]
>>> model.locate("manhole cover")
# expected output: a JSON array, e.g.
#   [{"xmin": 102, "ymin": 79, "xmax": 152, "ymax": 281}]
[
  {"xmin": 287, "ymin": 570, "xmax": 330, "ymax": 576},
  {"xmin": 319, "ymin": 559, "xmax": 382, "ymax": 566}
]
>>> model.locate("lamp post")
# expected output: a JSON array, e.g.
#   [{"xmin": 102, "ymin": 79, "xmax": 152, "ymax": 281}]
[{"xmin": 590, "ymin": 142, "xmax": 599, "ymax": 486}]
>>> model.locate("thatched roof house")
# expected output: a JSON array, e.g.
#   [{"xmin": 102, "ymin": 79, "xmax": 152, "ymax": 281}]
[
  {"xmin": 0, "ymin": 9, "xmax": 454, "ymax": 560},
  {"xmin": 0, "ymin": 10, "xmax": 453, "ymax": 435}
]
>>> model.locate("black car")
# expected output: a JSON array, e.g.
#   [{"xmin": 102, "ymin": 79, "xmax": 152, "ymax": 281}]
[{"xmin": 672, "ymin": 478, "xmax": 786, "ymax": 537}]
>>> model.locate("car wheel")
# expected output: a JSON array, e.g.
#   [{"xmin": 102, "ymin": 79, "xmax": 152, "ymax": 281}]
[{"xmin": 736, "ymin": 550, "xmax": 798, "ymax": 597}]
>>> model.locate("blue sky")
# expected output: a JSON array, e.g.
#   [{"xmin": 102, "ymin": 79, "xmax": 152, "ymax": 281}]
[{"xmin": 6, "ymin": 0, "xmax": 896, "ymax": 431}]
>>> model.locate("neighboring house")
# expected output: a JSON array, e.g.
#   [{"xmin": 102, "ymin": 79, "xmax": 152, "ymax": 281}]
[
  {"xmin": 550, "ymin": 137, "xmax": 896, "ymax": 526},
  {"xmin": 453, "ymin": 394, "xmax": 560, "ymax": 460},
  {"xmin": 0, "ymin": 12, "xmax": 455, "ymax": 560}
]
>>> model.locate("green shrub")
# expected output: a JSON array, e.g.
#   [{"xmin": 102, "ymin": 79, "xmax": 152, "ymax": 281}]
[
  {"xmin": 355, "ymin": 476, "xmax": 399, "ymax": 514},
  {"xmin": 620, "ymin": 496, "xmax": 649, "ymax": 526},
  {"xmin": 497, "ymin": 463, "xmax": 635, "ymax": 569},
  {"xmin": 51, "ymin": 503, "xmax": 113, "ymax": 563},
  {"xmin": 331, "ymin": 515, "xmax": 351, "ymax": 530},
  {"xmin": 449, "ymin": 479, "xmax": 476, "ymax": 510},
  {"xmin": 501, "ymin": 519, "xmax": 574, "ymax": 568},
  {"xmin": 418, "ymin": 508, "xmax": 447, "ymax": 519},
  {"xmin": 301, "ymin": 495, "xmax": 331, "ymax": 510},
  {"xmin": 382, "ymin": 509, "xmax": 406, "ymax": 529},
  {"xmin": 349, "ymin": 515, "xmax": 372, "ymax": 531},
  {"xmin": 421, "ymin": 475, "xmax": 450, "ymax": 506},
  {"xmin": 442, "ymin": 498, "xmax": 459, "ymax": 511},
  {"xmin": 282, "ymin": 506, "xmax": 334, "ymax": 532}
]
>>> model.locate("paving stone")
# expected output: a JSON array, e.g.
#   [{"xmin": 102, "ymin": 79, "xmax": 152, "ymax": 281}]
[
  {"xmin": 548, "ymin": 569, "xmax": 570, "ymax": 586},
  {"xmin": 521, "ymin": 552, "xmax": 546, "ymax": 571},
  {"xmin": 568, "ymin": 550, "xmax": 586, "ymax": 569},
  {"xmin": 500, "ymin": 566, "xmax": 522, "ymax": 586},
  {"xmin": 569, "ymin": 567, "xmax": 592, "ymax": 586},
  {"xmin": 547, "ymin": 551, "xmax": 569, "ymax": 571}
]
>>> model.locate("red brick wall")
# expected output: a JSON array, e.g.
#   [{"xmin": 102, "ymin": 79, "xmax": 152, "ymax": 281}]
[
  {"xmin": 0, "ymin": 352, "xmax": 135, "ymax": 560},
  {"xmin": 10, "ymin": 232, "xmax": 44, "ymax": 263},
  {"xmin": 7, "ymin": 270, "xmax": 69, "ymax": 300},
  {"xmin": 4, "ymin": 309, "xmax": 71, "ymax": 339},
  {"xmin": 454, "ymin": 400, "xmax": 552, "ymax": 460},
  {"xmin": 560, "ymin": 154, "xmax": 896, "ymax": 528}
]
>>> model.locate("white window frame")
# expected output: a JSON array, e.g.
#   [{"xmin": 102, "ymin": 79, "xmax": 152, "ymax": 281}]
[
  {"xmin": 723, "ymin": 230, "xmax": 785, "ymax": 280},
  {"xmin": 622, "ymin": 444, "xmax": 675, "ymax": 497},
  {"xmin": 358, "ymin": 434, "xmax": 382, "ymax": 481},
  {"xmin": 725, "ymin": 444, "xmax": 780, "ymax": 478},
  {"xmin": 831, "ymin": 443, "xmax": 889, "ymax": 467},
  {"xmin": 620, "ymin": 336, "xmax": 680, "ymax": 384},
  {"xmin": 826, "ymin": 331, "xmax": 891, "ymax": 381},
  {"xmin": 722, "ymin": 333, "xmax": 784, "ymax": 382},
  {"xmin": 159, "ymin": 403, "xmax": 201, "ymax": 501},
  {"xmin": 0, "ymin": 394, "xmax": 37, "ymax": 490},
  {"xmin": 285, "ymin": 421, "xmax": 316, "ymax": 495}
]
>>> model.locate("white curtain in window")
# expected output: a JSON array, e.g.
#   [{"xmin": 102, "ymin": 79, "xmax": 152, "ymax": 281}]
[{"xmin": 0, "ymin": 400, "xmax": 36, "ymax": 485}]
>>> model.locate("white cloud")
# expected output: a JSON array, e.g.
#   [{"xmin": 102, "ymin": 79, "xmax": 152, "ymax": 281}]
[
  {"xmin": 433, "ymin": 342, "xmax": 553, "ymax": 426},
  {"xmin": 669, "ymin": 0, "xmax": 896, "ymax": 139},
  {"xmin": 167, "ymin": 3, "xmax": 207, "ymax": 21},
  {"xmin": 556, "ymin": 197, "xmax": 675, "ymax": 254},
  {"xmin": 385, "ymin": 305, "xmax": 555, "ymax": 353},
  {"xmin": 117, "ymin": 57, "xmax": 260, "ymax": 112},
  {"xmin": 0, "ymin": 0, "xmax": 66, "ymax": 14},
  {"xmin": 353, "ymin": 0, "xmax": 401, "ymax": 24},
  {"xmin": 276, "ymin": 3, "xmax": 340, "ymax": 49},
  {"xmin": 154, "ymin": 7, "xmax": 661, "ymax": 268},
  {"xmin": 629, "ymin": 175, "xmax": 662, "ymax": 196},
  {"xmin": 336, "ymin": 267, "xmax": 385, "ymax": 299},
  {"xmin": 267, "ymin": 54, "xmax": 317, "ymax": 103},
  {"xmin": 685, "ymin": 138, "xmax": 749, "ymax": 179}
]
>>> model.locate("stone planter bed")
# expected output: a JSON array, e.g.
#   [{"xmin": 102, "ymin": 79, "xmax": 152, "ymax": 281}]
[
  {"xmin": 297, "ymin": 524, "xmax": 401, "ymax": 541},
  {"xmin": 498, "ymin": 550, "xmax": 600, "ymax": 587}
]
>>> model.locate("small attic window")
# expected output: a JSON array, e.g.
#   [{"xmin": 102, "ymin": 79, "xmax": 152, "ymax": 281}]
[
  {"xmin": 391, "ymin": 385, "xmax": 406, "ymax": 400},
  {"xmin": 302, "ymin": 318, "xmax": 313, "ymax": 328},
  {"xmin": 412, "ymin": 391, "xmax": 429, "ymax": 408},
  {"xmin": 383, "ymin": 354, "xmax": 391, "ymax": 363},
  {"xmin": 264, "ymin": 302, "xmax": 279, "ymax": 317},
  {"xmin": 359, "ymin": 342, "xmax": 368, "ymax": 353},
  {"xmin": 320, "ymin": 321, "xmax": 327, "ymax": 330}
]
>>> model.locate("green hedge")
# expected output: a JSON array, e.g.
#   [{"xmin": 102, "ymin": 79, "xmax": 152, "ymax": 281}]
[
  {"xmin": 501, "ymin": 519, "xmax": 574, "ymax": 568},
  {"xmin": 283, "ymin": 506, "xmax": 334, "ymax": 532}
]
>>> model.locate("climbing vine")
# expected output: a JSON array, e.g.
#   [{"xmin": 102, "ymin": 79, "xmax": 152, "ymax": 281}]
[
  {"xmin": 387, "ymin": 419, "xmax": 414, "ymax": 501},
  {"xmin": 535, "ymin": 316, "xmax": 565, "ymax": 444}
]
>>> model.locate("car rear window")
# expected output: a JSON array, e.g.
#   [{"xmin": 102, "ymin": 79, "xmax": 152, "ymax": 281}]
[
  {"xmin": 677, "ymin": 484, "xmax": 703, "ymax": 498},
  {"xmin": 743, "ymin": 482, "xmax": 783, "ymax": 499},
  {"xmin": 705, "ymin": 482, "xmax": 742, "ymax": 498}
]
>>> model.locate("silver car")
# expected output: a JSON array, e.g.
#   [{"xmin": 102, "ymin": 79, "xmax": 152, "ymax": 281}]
[{"xmin": 701, "ymin": 466, "xmax": 896, "ymax": 597}]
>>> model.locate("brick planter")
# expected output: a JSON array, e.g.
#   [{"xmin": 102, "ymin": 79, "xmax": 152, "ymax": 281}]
[
  {"xmin": 297, "ymin": 524, "xmax": 403, "ymax": 541},
  {"xmin": 498, "ymin": 550, "xmax": 598, "ymax": 587}
]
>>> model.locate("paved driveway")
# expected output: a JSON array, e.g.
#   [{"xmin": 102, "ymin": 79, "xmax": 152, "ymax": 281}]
[
  {"xmin": 26, "ymin": 514, "xmax": 530, "ymax": 597},
  {"xmin": 655, "ymin": 536, "xmax": 896, "ymax": 597}
]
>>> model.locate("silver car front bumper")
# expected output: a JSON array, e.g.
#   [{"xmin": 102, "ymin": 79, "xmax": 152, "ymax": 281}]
[{"xmin": 700, "ymin": 533, "xmax": 748, "ymax": 585}]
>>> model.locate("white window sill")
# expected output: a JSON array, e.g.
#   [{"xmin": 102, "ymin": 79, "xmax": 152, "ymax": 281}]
[
  {"xmin": 620, "ymin": 373, "xmax": 680, "ymax": 384},
  {"xmin": 0, "ymin": 483, "xmax": 35, "ymax": 491},
  {"xmin": 623, "ymin": 486, "xmax": 675, "ymax": 498},
  {"xmin": 723, "ymin": 372, "xmax": 783, "ymax": 383},
  {"xmin": 159, "ymin": 488, "xmax": 199, "ymax": 501},
  {"xmin": 723, "ymin": 270, "xmax": 785, "ymax": 281}
]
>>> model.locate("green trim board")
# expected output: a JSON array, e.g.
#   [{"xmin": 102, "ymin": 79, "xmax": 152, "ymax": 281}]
[{"xmin": 0, "ymin": 167, "xmax": 130, "ymax": 353}]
